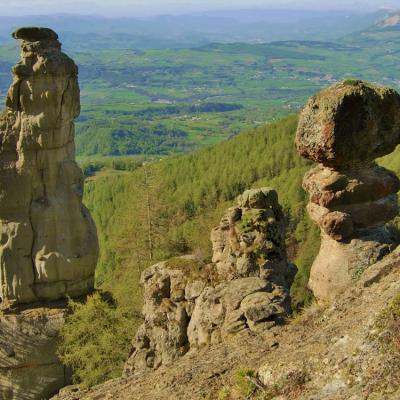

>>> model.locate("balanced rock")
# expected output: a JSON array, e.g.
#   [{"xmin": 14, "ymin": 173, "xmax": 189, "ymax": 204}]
[
  {"xmin": 296, "ymin": 81, "xmax": 400, "ymax": 302},
  {"xmin": 124, "ymin": 188, "xmax": 296, "ymax": 376},
  {"xmin": 0, "ymin": 27, "xmax": 98, "ymax": 399}
]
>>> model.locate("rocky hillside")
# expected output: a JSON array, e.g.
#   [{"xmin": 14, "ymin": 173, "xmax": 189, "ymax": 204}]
[{"xmin": 54, "ymin": 246, "xmax": 400, "ymax": 400}]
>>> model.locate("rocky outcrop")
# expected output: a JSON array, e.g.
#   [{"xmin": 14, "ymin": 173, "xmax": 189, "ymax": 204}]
[
  {"xmin": 0, "ymin": 27, "xmax": 98, "ymax": 399},
  {"xmin": 296, "ymin": 80, "xmax": 400, "ymax": 302},
  {"xmin": 124, "ymin": 188, "xmax": 296, "ymax": 376},
  {"xmin": 377, "ymin": 12, "xmax": 400, "ymax": 27}
]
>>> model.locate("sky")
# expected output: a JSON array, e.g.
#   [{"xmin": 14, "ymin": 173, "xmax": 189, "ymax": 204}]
[{"xmin": 0, "ymin": 0, "xmax": 398, "ymax": 17}]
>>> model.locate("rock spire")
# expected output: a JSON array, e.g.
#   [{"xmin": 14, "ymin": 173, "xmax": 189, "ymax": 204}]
[
  {"xmin": 0, "ymin": 27, "xmax": 98, "ymax": 399},
  {"xmin": 0, "ymin": 27, "xmax": 98, "ymax": 306}
]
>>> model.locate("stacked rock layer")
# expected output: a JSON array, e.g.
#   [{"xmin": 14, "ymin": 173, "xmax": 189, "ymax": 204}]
[
  {"xmin": 124, "ymin": 188, "xmax": 296, "ymax": 376},
  {"xmin": 0, "ymin": 27, "xmax": 98, "ymax": 399},
  {"xmin": 296, "ymin": 80, "xmax": 400, "ymax": 302}
]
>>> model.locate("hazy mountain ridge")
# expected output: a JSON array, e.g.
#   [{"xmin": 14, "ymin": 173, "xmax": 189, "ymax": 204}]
[{"xmin": 0, "ymin": 9, "xmax": 387, "ymax": 47}]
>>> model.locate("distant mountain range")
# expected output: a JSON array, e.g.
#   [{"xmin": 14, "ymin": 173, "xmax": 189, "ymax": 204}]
[{"xmin": 0, "ymin": 9, "xmax": 391, "ymax": 49}]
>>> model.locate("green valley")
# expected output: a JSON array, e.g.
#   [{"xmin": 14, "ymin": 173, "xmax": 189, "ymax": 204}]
[
  {"xmin": 1, "ymin": 17, "xmax": 400, "ymax": 156},
  {"xmin": 1, "ymin": 12, "xmax": 400, "ymax": 387}
]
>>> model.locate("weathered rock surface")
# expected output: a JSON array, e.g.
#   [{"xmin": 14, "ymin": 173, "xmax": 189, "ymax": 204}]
[
  {"xmin": 51, "ymin": 245, "xmax": 400, "ymax": 400},
  {"xmin": 125, "ymin": 255, "xmax": 215, "ymax": 373},
  {"xmin": 295, "ymin": 80, "xmax": 400, "ymax": 168},
  {"xmin": 211, "ymin": 187, "xmax": 295, "ymax": 285},
  {"xmin": 124, "ymin": 188, "xmax": 296, "ymax": 376},
  {"xmin": 296, "ymin": 80, "xmax": 400, "ymax": 302},
  {"xmin": 0, "ymin": 303, "xmax": 70, "ymax": 400},
  {"xmin": 0, "ymin": 27, "xmax": 98, "ymax": 400},
  {"xmin": 0, "ymin": 27, "xmax": 98, "ymax": 306}
]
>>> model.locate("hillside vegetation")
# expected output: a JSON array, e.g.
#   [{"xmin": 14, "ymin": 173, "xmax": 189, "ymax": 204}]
[
  {"xmin": 60, "ymin": 112, "xmax": 400, "ymax": 386},
  {"xmin": 61, "ymin": 115, "xmax": 320, "ymax": 385}
]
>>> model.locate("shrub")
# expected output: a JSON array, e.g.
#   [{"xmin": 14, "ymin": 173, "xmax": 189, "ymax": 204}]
[{"xmin": 58, "ymin": 292, "xmax": 140, "ymax": 387}]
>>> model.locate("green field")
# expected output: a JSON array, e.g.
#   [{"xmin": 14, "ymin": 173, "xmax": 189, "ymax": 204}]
[{"xmin": 0, "ymin": 23, "xmax": 399, "ymax": 156}]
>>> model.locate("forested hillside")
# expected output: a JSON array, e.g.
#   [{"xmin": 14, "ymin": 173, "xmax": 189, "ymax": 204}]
[
  {"xmin": 61, "ymin": 109, "xmax": 400, "ymax": 386},
  {"xmin": 62, "ymin": 115, "xmax": 317, "ymax": 385},
  {"xmin": 85, "ymin": 115, "xmax": 316, "ymax": 299}
]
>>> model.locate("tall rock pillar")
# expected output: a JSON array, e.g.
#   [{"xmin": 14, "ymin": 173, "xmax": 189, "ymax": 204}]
[
  {"xmin": 296, "ymin": 80, "xmax": 400, "ymax": 302},
  {"xmin": 0, "ymin": 27, "xmax": 98, "ymax": 399}
]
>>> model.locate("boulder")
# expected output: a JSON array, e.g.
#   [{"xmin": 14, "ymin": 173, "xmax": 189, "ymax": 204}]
[{"xmin": 296, "ymin": 80, "xmax": 400, "ymax": 168}]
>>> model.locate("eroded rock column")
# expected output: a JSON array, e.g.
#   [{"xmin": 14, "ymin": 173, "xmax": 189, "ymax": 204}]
[
  {"xmin": 296, "ymin": 80, "xmax": 400, "ymax": 302},
  {"xmin": 124, "ymin": 188, "xmax": 296, "ymax": 376},
  {"xmin": 0, "ymin": 27, "xmax": 98, "ymax": 399}
]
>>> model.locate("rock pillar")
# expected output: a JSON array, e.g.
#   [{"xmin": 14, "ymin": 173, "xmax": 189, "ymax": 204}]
[
  {"xmin": 0, "ymin": 27, "xmax": 98, "ymax": 399},
  {"xmin": 124, "ymin": 188, "xmax": 296, "ymax": 376},
  {"xmin": 296, "ymin": 80, "xmax": 400, "ymax": 302}
]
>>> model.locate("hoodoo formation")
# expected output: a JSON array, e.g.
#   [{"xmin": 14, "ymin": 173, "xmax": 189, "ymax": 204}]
[
  {"xmin": 296, "ymin": 80, "xmax": 400, "ymax": 302},
  {"xmin": 0, "ymin": 27, "xmax": 98, "ymax": 399},
  {"xmin": 124, "ymin": 188, "xmax": 296, "ymax": 375}
]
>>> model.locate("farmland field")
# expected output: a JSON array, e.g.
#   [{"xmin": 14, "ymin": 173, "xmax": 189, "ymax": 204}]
[{"xmin": 0, "ymin": 22, "xmax": 399, "ymax": 156}]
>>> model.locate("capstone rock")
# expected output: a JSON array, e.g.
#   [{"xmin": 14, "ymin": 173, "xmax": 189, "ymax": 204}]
[{"xmin": 296, "ymin": 80, "xmax": 400, "ymax": 168}]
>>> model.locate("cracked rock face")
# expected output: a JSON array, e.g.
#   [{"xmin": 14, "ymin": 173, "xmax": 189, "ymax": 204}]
[
  {"xmin": 296, "ymin": 81, "xmax": 400, "ymax": 302},
  {"xmin": 0, "ymin": 27, "xmax": 98, "ymax": 306},
  {"xmin": 124, "ymin": 188, "xmax": 296, "ymax": 376}
]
